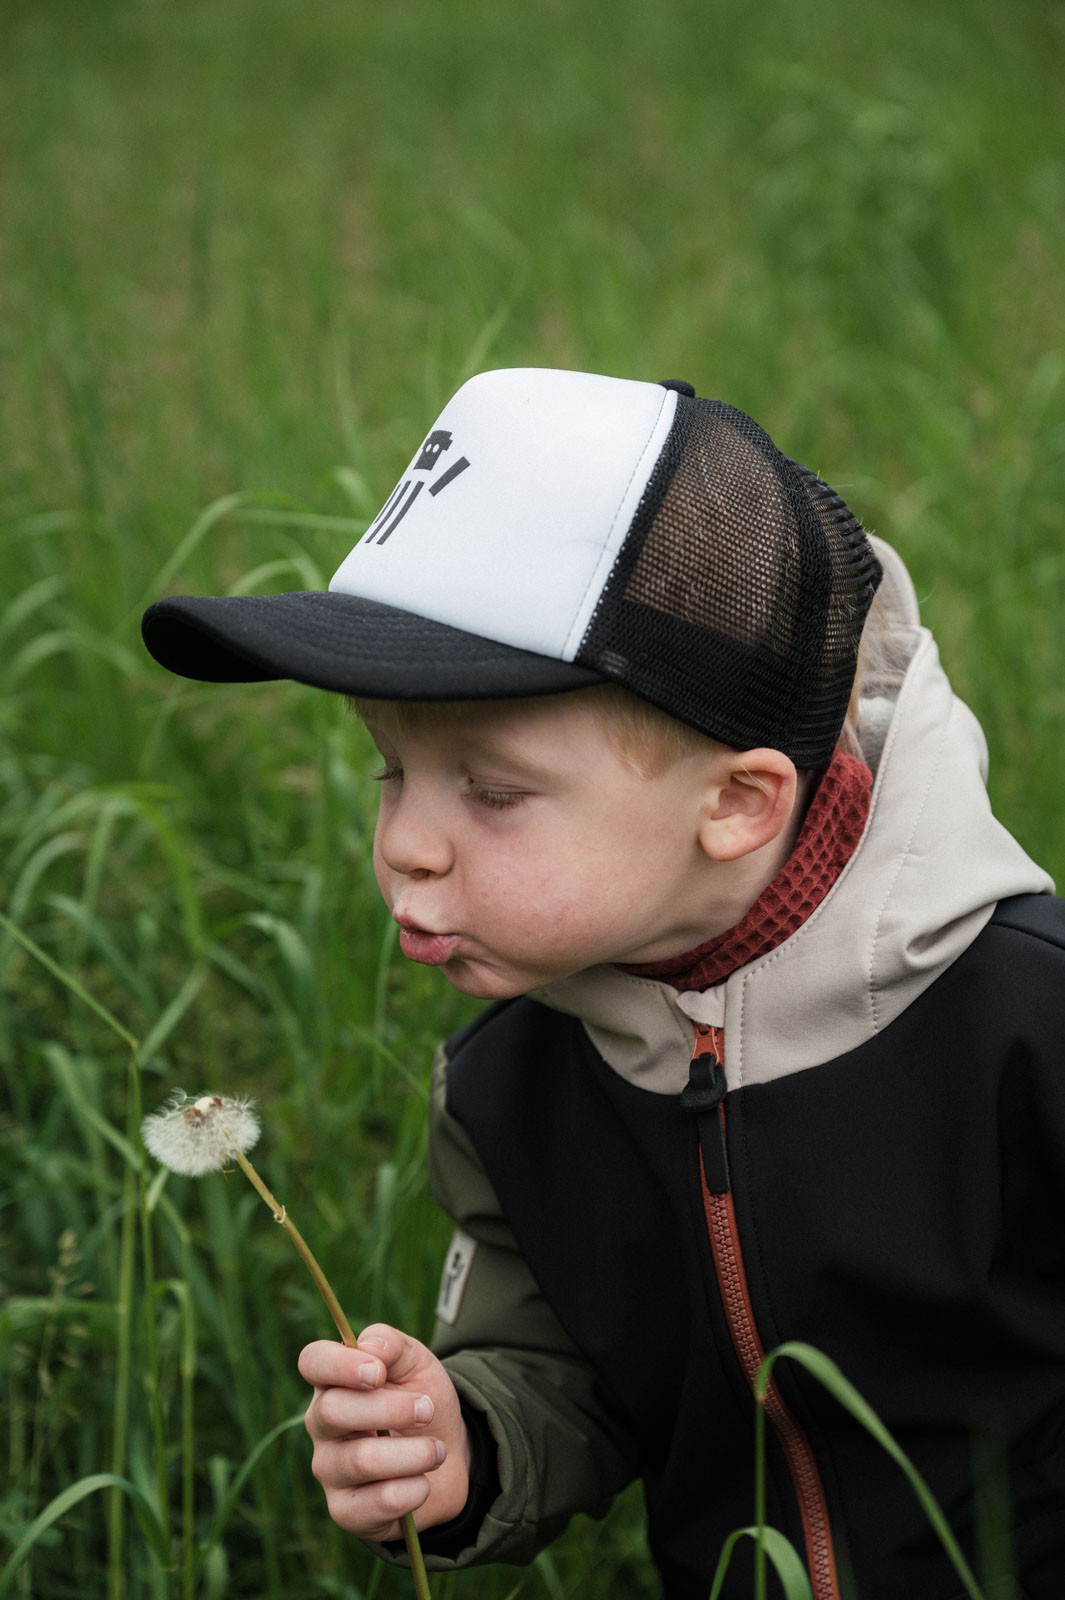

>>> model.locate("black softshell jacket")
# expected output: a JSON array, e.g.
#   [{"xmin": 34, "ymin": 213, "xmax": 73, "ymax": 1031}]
[{"xmin": 437, "ymin": 893, "xmax": 1065, "ymax": 1599}]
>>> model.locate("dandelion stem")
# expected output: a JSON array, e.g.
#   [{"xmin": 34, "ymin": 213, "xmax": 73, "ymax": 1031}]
[
  {"xmin": 232, "ymin": 1154, "xmax": 358, "ymax": 1343},
  {"xmin": 230, "ymin": 1153, "xmax": 432, "ymax": 1600}
]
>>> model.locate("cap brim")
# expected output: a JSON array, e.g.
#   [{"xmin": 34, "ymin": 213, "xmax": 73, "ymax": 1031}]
[{"xmin": 141, "ymin": 591, "xmax": 607, "ymax": 701}]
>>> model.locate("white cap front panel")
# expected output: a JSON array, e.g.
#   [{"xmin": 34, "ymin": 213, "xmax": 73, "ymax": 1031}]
[{"xmin": 328, "ymin": 368, "xmax": 678, "ymax": 662}]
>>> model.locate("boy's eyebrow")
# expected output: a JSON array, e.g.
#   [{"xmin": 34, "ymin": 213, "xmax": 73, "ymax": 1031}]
[
  {"xmin": 420, "ymin": 714, "xmax": 578, "ymax": 783},
  {"xmin": 450, "ymin": 732, "xmax": 564, "ymax": 782}
]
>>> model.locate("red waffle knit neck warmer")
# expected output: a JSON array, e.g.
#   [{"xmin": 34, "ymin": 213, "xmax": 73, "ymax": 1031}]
[{"xmin": 621, "ymin": 750, "xmax": 872, "ymax": 993}]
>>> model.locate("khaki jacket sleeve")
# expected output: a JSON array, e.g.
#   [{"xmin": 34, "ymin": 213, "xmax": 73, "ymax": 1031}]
[{"xmin": 414, "ymin": 1041, "xmax": 639, "ymax": 1568}]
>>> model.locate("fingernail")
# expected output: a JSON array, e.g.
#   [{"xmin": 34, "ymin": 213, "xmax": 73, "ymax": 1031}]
[
  {"xmin": 357, "ymin": 1363, "xmax": 379, "ymax": 1385},
  {"xmin": 413, "ymin": 1395, "xmax": 434, "ymax": 1424},
  {"xmin": 434, "ymin": 1440, "xmax": 446, "ymax": 1465}
]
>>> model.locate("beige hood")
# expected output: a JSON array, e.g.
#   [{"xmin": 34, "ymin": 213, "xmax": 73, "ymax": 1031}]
[{"xmin": 534, "ymin": 539, "xmax": 1054, "ymax": 1095}]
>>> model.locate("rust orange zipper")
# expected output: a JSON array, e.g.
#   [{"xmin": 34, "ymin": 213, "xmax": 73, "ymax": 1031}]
[{"xmin": 686, "ymin": 1024, "xmax": 840, "ymax": 1600}]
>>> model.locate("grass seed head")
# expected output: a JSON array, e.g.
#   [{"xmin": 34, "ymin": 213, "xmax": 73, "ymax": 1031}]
[{"xmin": 142, "ymin": 1090, "xmax": 261, "ymax": 1176}]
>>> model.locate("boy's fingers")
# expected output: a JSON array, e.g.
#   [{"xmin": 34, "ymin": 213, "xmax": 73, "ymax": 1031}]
[
  {"xmin": 298, "ymin": 1339, "xmax": 386, "ymax": 1390},
  {"xmin": 297, "ymin": 1327, "xmax": 429, "ymax": 1391},
  {"xmin": 358, "ymin": 1323, "xmax": 431, "ymax": 1384},
  {"xmin": 325, "ymin": 1474, "xmax": 432, "ymax": 1540},
  {"xmin": 307, "ymin": 1384, "xmax": 436, "ymax": 1442},
  {"xmin": 312, "ymin": 1432, "xmax": 445, "ymax": 1491}
]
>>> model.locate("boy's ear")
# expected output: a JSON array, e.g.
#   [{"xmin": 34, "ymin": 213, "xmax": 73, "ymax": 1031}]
[{"xmin": 697, "ymin": 748, "xmax": 799, "ymax": 862}]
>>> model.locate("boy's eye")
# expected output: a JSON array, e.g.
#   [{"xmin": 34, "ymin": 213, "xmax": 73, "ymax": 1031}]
[{"xmin": 371, "ymin": 763, "xmax": 402, "ymax": 783}]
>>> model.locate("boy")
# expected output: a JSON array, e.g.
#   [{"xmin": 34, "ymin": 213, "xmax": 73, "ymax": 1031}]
[{"xmin": 143, "ymin": 368, "xmax": 1065, "ymax": 1600}]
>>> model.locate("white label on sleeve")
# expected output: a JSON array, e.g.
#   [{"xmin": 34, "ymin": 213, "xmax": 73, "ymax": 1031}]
[{"xmin": 435, "ymin": 1229, "xmax": 477, "ymax": 1325}]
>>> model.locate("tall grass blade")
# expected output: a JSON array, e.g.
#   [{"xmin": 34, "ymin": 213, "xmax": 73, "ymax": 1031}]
[
  {"xmin": 0, "ymin": 1474, "xmax": 169, "ymax": 1599},
  {"xmin": 708, "ymin": 1526, "xmax": 814, "ymax": 1600},
  {"xmin": 136, "ymin": 963, "xmax": 207, "ymax": 1065},
  {"xmin": 195, "ymin": 1412, "xmax": 306, "ymax": 1573},
  {"xmin": 0, "ymin": 909, "xmax": 140, "ymax": 1052},
  {"xmin": 758, "ymin": 1343, "xmax": 986, "ymax": 1600}
]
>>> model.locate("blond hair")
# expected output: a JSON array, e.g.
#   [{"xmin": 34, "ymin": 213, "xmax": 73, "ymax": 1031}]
[
  {"xmin": 350, "ymin": 600, "xmax": 886, "ymax": 779},
  {"xmin": 349, "ymin": 686, "xmax": 723, "ymax": 778}
]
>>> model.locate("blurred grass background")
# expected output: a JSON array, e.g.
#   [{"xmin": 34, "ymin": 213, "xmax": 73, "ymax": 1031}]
[{"xmin": 1, "ymin": 0, "xmax": 1063, "ymax": 1595}]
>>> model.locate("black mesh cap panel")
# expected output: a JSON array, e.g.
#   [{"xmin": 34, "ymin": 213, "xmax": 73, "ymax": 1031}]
[{"xmin": 576, "ymin": 397, "xmax": 882, "ymax": 767}]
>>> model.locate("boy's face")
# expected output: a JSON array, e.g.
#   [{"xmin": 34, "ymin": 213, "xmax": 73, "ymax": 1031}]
[{"xmin": 366, "ymin": 693, "xmax": 729, "ymax": 1000}]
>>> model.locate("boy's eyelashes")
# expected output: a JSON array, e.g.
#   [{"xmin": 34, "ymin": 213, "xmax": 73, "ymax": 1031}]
[
  {"xmin": 466, "ymin": 782, "xmax": 526, "ymax": 811},
  {"xmin": 369, "ymin": 763, "xmax": 527, "ymax": 812}
]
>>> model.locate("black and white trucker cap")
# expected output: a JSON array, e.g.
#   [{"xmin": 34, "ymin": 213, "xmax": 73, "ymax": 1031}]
[{"xmin": 141, "ymin": 367, "xmax": 882, "ymax": 768}]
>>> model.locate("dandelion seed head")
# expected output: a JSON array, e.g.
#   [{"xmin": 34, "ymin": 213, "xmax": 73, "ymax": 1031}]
[{"xmin": 142, "ymin": 1090, "xmax": 261, "ymax": 1176}]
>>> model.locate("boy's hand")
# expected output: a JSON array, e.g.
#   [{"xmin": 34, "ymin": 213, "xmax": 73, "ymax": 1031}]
[{"xmin": 299, "ymin": 1324, "xmax": 471, "ymax": 1541}]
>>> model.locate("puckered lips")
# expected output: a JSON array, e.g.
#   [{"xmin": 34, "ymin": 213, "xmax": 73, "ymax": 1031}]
[{"xmin": 393, "ymin": 915, "xmax": 461, "ymax": 967}]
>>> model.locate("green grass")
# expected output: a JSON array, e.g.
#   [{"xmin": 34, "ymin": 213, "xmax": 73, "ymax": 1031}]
[{"xmin": 1, "ymin": 0, "xmax": 1063, "ymax": 1595}]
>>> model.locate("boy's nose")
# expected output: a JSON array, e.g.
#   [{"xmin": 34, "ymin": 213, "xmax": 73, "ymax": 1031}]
[{"xmin": 376, "ymin": 796, "xmax": 453, "ymax": 880}]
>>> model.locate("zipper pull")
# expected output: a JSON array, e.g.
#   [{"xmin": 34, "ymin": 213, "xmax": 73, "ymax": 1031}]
[{"xmin": 680, "ymin": 1025, "xmax": 730, "ymax": 1194}]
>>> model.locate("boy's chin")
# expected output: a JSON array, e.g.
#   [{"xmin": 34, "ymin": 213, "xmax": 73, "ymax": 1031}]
[
  {"xmin": 438, "ymin": 967, "xmax": 530, "ymax": 1002},
  {"xmin": 432, "ymin": 956, "xmax": 544, "ymax": 1003}
]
